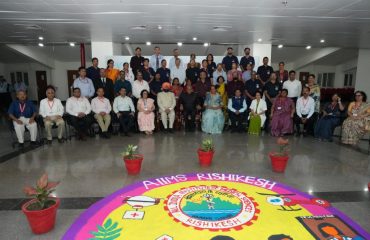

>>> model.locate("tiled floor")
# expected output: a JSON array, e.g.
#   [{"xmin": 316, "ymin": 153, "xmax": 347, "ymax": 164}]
[{"xmin": 0, "ymin": 129, "xmax": 369, "ymax": 239}]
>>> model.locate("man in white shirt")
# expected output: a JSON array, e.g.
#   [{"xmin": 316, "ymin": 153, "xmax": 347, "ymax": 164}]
[
  {"xmin": 66, "ymin": 87, "xmax": 93, "ymax": 141},
  {"xmin": 170, "ymin": 58, "xmax": 186, "ymax": 85},
  {"xmin": 227, "ymin": 89, "xmax": 247, "ymax": 132},
  {"xmin": 213, "ymin": 63, "xmax": 227, "ymax": 85},
  {"xmin": 113, "ymin": 87, "xmax": 135, "ymax": 136},
  {"xmin": 282, "ymin": 70, "xmax": 302, "ymax": 103},
  {"xmin": 39, "ymin": 85, "xmax": 65, "ymax": 144},
  {"xmin": 132, "ymin": 72, "xmax": 150, "ymax": 101},
  {"xmin": 157, "ymin": 82, "xmax": 176, "ymax": 133},
  {"xmin": 149, "ymin": 46, "xmax": 164, "ymax": 72},
  {"xmin": 91, "ymin": 87, "xmax": 112, "ymax": 139},
  {"xmin": 73, "ymin": 66, "xmax": 95, "ymax": 98},
  {"xmin": 169, "ymin": 48, "xmax": 184, "ymax": 70},
  {"xmin": 295, "ymin": 86, "xmax": 315, "ymax": 137}
]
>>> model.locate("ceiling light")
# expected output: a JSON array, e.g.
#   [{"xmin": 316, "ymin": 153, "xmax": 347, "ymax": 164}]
[
  {"xmin": 257, "ymin": 38, "xmax": 262, "ymax": 42},
  {"xmin": 306, "ymin": 45, "xmax": 311, "ymax": 49},
  {"xmin": 320, "ymin": 39, "xmax": 325, "ymax": 43},
  {"xmin": 125, "ymin": 36, "xmax": 130, "ymax": 40},
  {"xmin": 146, "ymin": 41, "xmax": 151, "ymax": 46},
  {"xmin": 278, "ymin": 44, "xmax": 283, "ymax": 48},
  {"xmin": 193, "ymin": 37, "xmax": 197, "ymax": 41},
  {"xmin": 203, "ymin": 42, "xmax": 209, "ymax": 47},
  {"xmin": 38, "ymin": 43, "xmax": 44, "ymax": 47},
  {"xmin": 38, "ymin": 36, "xmax": 44, "ymax": 40},
  {"xmin": 158, "ymin": 25, "xmax": 162, "ymax": 30},
  {"xmin": 177, "ymin": 42, "xmax": 183, "ymax": 46},
  {"xmin": 69, "ymin": 42, "xmax": 75, "ymax": 47}
]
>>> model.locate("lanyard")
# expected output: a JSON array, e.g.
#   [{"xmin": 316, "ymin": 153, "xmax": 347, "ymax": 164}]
[
  {"xmin": 302, "ymin": 98, "xmax": 309, "ymax": 109},
  {"xmin": 330, "ymin": 103, "xmax": 337, "ymax": 111},
  {"xmin": 255, "ymin": 100, "xmax": 260, "ymax": 112},
  {"xmin": 98, "ymin": 97, "xmax": 105, "ymax": 103},
  {"xmin": 47, "ymin": 100, "xmax": 54, "ymax": 111},
  {"xmin": 19, "ymin": 103, "xmax": 26, "ymax": 113}
]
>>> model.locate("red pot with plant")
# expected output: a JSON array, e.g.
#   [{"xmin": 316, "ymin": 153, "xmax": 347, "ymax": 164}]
[
  {"xmin": 197, "ymin": 138, "xmax": 214, "ymax": 167},
  {"xmin": 269, "ymin": 137, "xmax": 290, "ymax": 173},
  {"xmin": 22, "ymin": 173, "xmax": 60, "ymax": 234},
  {"xmin": 123, "ymin": 144, "xmax": 143, "ymax": 175}
]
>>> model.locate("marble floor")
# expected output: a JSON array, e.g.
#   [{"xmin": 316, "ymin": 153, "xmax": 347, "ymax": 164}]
[{"xmin": 0, "ymin": 129, "xmax": 369, "ymax": 239}]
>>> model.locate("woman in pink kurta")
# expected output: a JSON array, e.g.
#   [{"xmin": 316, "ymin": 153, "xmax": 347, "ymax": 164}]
[
  {"xmin": 270, "ymin": 89, "xmax": 295, "ymax": 137},
  {"xmin": 137, "ymin": 90, "xmax": 155, "ymax": 135}
]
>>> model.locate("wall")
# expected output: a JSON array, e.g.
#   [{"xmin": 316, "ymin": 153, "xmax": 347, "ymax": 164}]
[
  {"xmin": 0, "ymin": 63, "xmax": 4, "ymax": 76},
  {"xmin": 355, "ymin": 49, "xmax": 370, "ymax": 96}
]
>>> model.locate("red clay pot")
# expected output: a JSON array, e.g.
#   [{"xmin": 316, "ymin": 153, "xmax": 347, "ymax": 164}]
[
  {"xmin": 22, "ymin": 197, "xmax": 60, "ymax": 234},
  {"xmin": 269, "ymin": 153, "xmax": 289, "ymax": 173},
  {"xmin": 124, "ymin": 154, "xmax": 144, "ymax": 175},
  {"xmin": 197, "ymin": 149, "xmax": 214, "ymax": 166}
]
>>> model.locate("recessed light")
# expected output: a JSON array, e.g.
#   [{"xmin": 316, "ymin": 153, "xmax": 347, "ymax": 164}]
[
  {"xmin": 193, "ymin": 37, "xmax": 197, "ymax": 41},
  {"xmin": 306, "ymin": 45, "xmax": 311, "ymax": 49},
  {"xmin": 204, "ymin": 42, "xmax": 209, "ymax": 47},
  {"xmin": 257, "ymin": 38, "xmax": 262, "ymax": 42},
  {"xmin": 125, "ymin": 36, "xmax": 130, "ymax": 40},
  {"xmin": 158, "ymin": 25, "xmax": 162, "ymax": 30},
  {"xmin": 146, "ymin": 41, "xmax": 151, "ymax": 46},
  {"xmin": 38, "ymin": 36, "xmax": 44, "ymax": 40},
  {"xmin": 69, "ymin": 42, "xmax": 75, "ymax": 47},
  {"xmin": 38, "ymin": 43, "xmax": 44, "ymax": 47},
  {"xmin": 177, "ymin": 42, "xmax": 183, "ymax": 46},
  {"xmin": 278, "ymin": 44, "xmax": 283, "ymax": 48},
  {"xmin": 320, "ymin": 39, "xmax": 325, "ymax": 43}
]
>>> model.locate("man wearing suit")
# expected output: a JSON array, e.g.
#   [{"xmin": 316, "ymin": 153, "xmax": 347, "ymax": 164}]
[{"xmin": 93, "ymin": 69, "xmax": 114, "ymax": 102}]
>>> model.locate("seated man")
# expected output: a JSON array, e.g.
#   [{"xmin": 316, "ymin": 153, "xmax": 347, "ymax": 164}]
[
  {"xmin": 179, "ymin": 84, "xmax": 200, "ymax": 132},
  {"xmin": 295, "ymin": 86, "xmax": 315, "ymax": 137},
  {"xmin": 39, "ymin": 85, "xmax": 65, "ymax": 144},
  {"xmin": 91, "ymin": 87, "xmax": 112, "ymax": 139},
  {"xmin": 228, "ymin": 89, "xmax": 247, "ymax": 132},
  {"xmin": 157, "ymin": 82, "xmax": 176, "ymax": 133},
  {"xmin": 66, "ymin": 87, "xmax": 93, "ymax": 141},
  {"xmin": 8, "ymin": 90, "xmax": 38, "ymax": 147},
  {"xmin": 113, "ymin": 87, "xmax": 135, "ymax": 137}
]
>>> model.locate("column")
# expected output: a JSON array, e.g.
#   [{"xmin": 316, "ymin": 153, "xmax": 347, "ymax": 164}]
[
  {"xmin": 355, "ymin": 49, "xmax": 370, "ymax": 96},
  {"xmin": 251, "ymin": 43, "xmax": 272, "ymax": 70}
]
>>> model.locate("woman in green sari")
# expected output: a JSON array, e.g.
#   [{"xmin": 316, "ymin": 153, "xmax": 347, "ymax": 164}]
[
  {"xmin": 341, "ymin": 91, "xmax": 370, "ymax": 145},
  {"xmin": 248, "ymin": 91, "xmax": 267, "ymax": 135}
]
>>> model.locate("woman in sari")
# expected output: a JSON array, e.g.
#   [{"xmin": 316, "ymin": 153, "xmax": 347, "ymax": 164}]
[
  {"xmin": 342, "ymin": 91, "xmax": 370, "ymax": 145},
  {"xmin": 227, "ymin": 62, "xmax": 242, "ymax": 82},
  {"xmin": 248, "ymin": 91, "xmax": 267, "ymax": 135},
  {"xmin": 270, "ymin": 89, "xmax": 295, "ymax": 137},
  {"xmin": 307, "ymin": 74, "xmax": 320, "ymax": 133},
  {"xmin": 202, "ymin": 85, "xmax": 225, "ymax": 134},
  {"xmin": 216, "ymin": 76, "xmax": 228, "ymax": 117},
  {"xmin": 314, "ymin": 93, "xmax": 345, "ymax": 141},
  {"xmin": 137, "ymin": 90, "xmax": 155, "ymax": 135},
  {"xmin": 105, "ymin": 59, "xmax": 120, "ymax": 83}
]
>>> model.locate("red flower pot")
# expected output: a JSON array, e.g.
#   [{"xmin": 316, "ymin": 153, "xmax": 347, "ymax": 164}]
[
  {"xmin": 124, "ymin": 154, "xmax": 143, "ymax": 175},
  {"xmin": 269, "ymin": 153, "xmax": 289, "ymax": 173},
  {"xmin": 197, "ymin": 149, "xmax": 214, "ymax": 167},
  {"xmin": 22, "ymin": 197, "xmax": 60, "ymax": 234}
]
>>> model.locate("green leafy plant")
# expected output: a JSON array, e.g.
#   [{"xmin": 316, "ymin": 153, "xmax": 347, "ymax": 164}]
[
  {"xmin": 200, "ymin": 138, "xmax": 214, "ymax": 152},
  {"xmin": 90, "ymin": 218, "xmax": 122, "ymax": 240},
  {"xmin": 122, "ymin": 144, "xmax": 138, "ymax": 160},
  {"xmin": 272, "ymin": 137, "xmax": 289, "ymax": 156},
  {"xmin": 23, "ymin": 173, "xmax": 59, "ymax": 210}
]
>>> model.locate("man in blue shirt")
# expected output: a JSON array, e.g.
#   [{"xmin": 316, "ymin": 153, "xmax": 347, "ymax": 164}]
[
  {"xmin": 149, "ymin": 46, "xmax": 164, "ymax": 72},
  {"xmin": 8, "ymin": 90, "xmax": 38, "ymax": 147},
  {"xmin": 157, "ymin": 59, "xmax": 171, "ymax": 83},
  {"xmin": 86, "ymin": 57, "xmax": 100, "ymax": 82},
  {"xmin": 245, "ymin": 71, "xmax": 263, "ymax": 107},
  {"xmin": 222, "ymin": 47, "xmax": 239, "ymax": 72},
  {"xmin": 257, "ymin": 57, "xmax": 274, "ymax": 84},
  {"xmin": 240, "ymin": 47, "xmax": 255, "ymax": 71},
  {"xmin": 73, "ymin": 66, "xmax": 95, "ymax": 98}
]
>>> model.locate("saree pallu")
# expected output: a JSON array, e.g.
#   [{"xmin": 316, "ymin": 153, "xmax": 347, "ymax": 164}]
[
  {"xmin": 248, "ymin": 115, "xmax": 261, "ymax": 135},
  {"xmin": 342, "ymin": 103, "xmax": 370, "ymax": 145}
]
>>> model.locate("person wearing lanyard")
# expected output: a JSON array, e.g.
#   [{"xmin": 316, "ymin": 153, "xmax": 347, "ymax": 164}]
[
  {"xmin": 228, "ymin": 89, "xmax": 247, "ymax": 133},
  {"xmin": 244, "ymin": 71, "xmax": 263, "ymax": 107},
  {"xmin": 39, "ymin": 85, "xmax": 65, "ymax": 144},
  {"xmin": 257, "ymin": 57, "xmax": 274, "ymax": 84},
  {"xmin": 91, "ymin": 87, "xmax": 112, "ymax": 139},
  {"xmin": 137, "ymin": 89, "xmax": 155, "ymax": 135},
  {"xmin": 295, "ymin": 86, "xmax": 315, "ymax": 137},
  {"xmin": 8, "ymin": 90, "xmax": 38, "ymax": 147},
  {"xmin": 270, "ymin": 89, "xmax": 295, "ymax": 137},
  {"xmin": 142, "ymin": 58, "xmax": 155, "ymax": 83},
  {"xmin": 275, "ymin": 61, "xmax": 288, "ymax": 86},
  {"xmin": 157, "ymin": 59, "xmax": 171, "ymax": 83},
  {"xmin": 149, "ymin": 46, "xmax": 164, "ymax": 72},
  {"xmin": 283, "ymin": 70, "xmax": 302, "ymax": 104},
  {"xmin": 73, "ymin": 66, "xmax": 95, "ymax": 99},
  {"xmin": 263, "ymin": 72, "xmax": 281, "ymax": 131},
  {"xmin": 248, "ymin": 91, "xmax": 267, "ymax": 135}
]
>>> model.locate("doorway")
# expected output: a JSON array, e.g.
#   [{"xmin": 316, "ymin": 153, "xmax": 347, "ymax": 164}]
[
  {"xmin": 67, "ymin": 70, "xmax": 79, "ymax": 97},
  {"xmin": 36, "ymin": 71, "xmax": 47, "ymax": 102}
]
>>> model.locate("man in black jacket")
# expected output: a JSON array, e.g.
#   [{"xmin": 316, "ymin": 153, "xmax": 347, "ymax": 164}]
[{"xmin": 93, "ymin": 69, "xmax": 114, "ymax": 102}]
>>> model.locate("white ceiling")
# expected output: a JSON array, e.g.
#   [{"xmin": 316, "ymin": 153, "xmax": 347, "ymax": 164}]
[{"xmin": 0, "ymin": 0, "xmax": 370, "ymax": 48}]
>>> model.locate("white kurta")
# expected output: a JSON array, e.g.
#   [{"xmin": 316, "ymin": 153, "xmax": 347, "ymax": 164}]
[{"xmin": 249, "ymin": 99, "xmax": 267, "ymax": 127}]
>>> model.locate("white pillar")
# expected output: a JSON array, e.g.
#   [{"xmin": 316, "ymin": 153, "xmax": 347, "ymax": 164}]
[
  {"xmin": 251, "ymin": 43, "xmax": 272, "ymax": 71},
  {"xmin": 355, "ymin": 49, "xmax": 370, "ymax": 96}
]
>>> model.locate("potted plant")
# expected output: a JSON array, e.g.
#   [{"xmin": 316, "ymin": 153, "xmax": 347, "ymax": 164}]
[
  {"xmin": 122, "ymin": 144, "xmax": 143, "ymax": 175},
  {"xmin": 269, "ymin": 137, "xmax": 290, "ymax": 173},
  {"xmin": 22, "ymin": 173, "xmax": 60, "ymax": 234},
  {"xmin": 197, "ymin": 138, "xmax": 215, "ymax": 166}
]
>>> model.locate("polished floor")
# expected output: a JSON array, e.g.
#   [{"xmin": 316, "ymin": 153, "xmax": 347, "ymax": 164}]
[{"xmin": 0, "ymin": 128, "xmax": 369, "ymax": 239}]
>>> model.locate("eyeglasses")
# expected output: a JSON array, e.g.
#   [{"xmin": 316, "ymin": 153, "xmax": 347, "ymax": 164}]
[{"xmin": 355, "ymin": 94, "xmax": 362, "ymax": 97}]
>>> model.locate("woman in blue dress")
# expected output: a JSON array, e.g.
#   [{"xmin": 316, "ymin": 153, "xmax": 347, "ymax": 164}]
[
  {"xmin": 314, "ymin": 93, "xmax": 345, "ymax": 141},
  {"xmin": 202, "ymin": 85, "xmax": 225, "ymax": 134}
]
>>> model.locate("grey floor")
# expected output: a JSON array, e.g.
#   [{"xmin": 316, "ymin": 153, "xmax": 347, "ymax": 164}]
[{"xmin": 0, "ymin": 129, "xmax": 369, "ymax": 239}]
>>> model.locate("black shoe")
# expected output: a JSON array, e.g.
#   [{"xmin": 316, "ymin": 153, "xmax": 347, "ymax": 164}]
[
  {"xmin": 105, "ymin": 132, "xmax": 111, "ymax": 139},
  {"xmin": 47, "ymin": 140, "xmax": 52, "ymax": 145},
  {"xmin": 30, "ymin": 141, "xmax": 39, "ymax": 146},
  {"xmin": 58, "ymin": 138, "xmax": 64, "ymax": 143},
  {"xmin": 163, "ymin": 129, "xmax": 168, "ymax": 134},
  {"xmin": 124, "ymin": 132, "xmax": 131, "ymax": 137},
  {"xmin": 302, "ymin": 131, "xmax": 307, "ymax": 137},
  {"xmin": 19, "ymin": 143, "xmax": 24, "ymax": 148},
  {"xmin": 168, "ymin": 128, "xmax": 174, "ymax": 133},
  {"xmin": 295, "ymin": 132, "xmax": 301, "ymax": 137}
]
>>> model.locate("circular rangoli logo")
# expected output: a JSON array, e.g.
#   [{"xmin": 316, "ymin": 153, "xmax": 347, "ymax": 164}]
[{"xmin": 164, "ymin": 185, "xmax": 259, "ymax": 231}]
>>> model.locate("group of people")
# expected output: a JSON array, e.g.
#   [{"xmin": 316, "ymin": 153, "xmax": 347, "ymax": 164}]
[{"xmin": 4, "ymin": 46, "xmax": 370, "ymax": 147}]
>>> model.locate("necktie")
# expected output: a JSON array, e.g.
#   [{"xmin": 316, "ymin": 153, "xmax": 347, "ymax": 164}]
[
  {"xmin": 102, "ymin": 78, "xmax": 105, "ymax": 86},
  {"xmin": 156, "ymin": 56, "xmax": 159, "ymax": 70}
]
